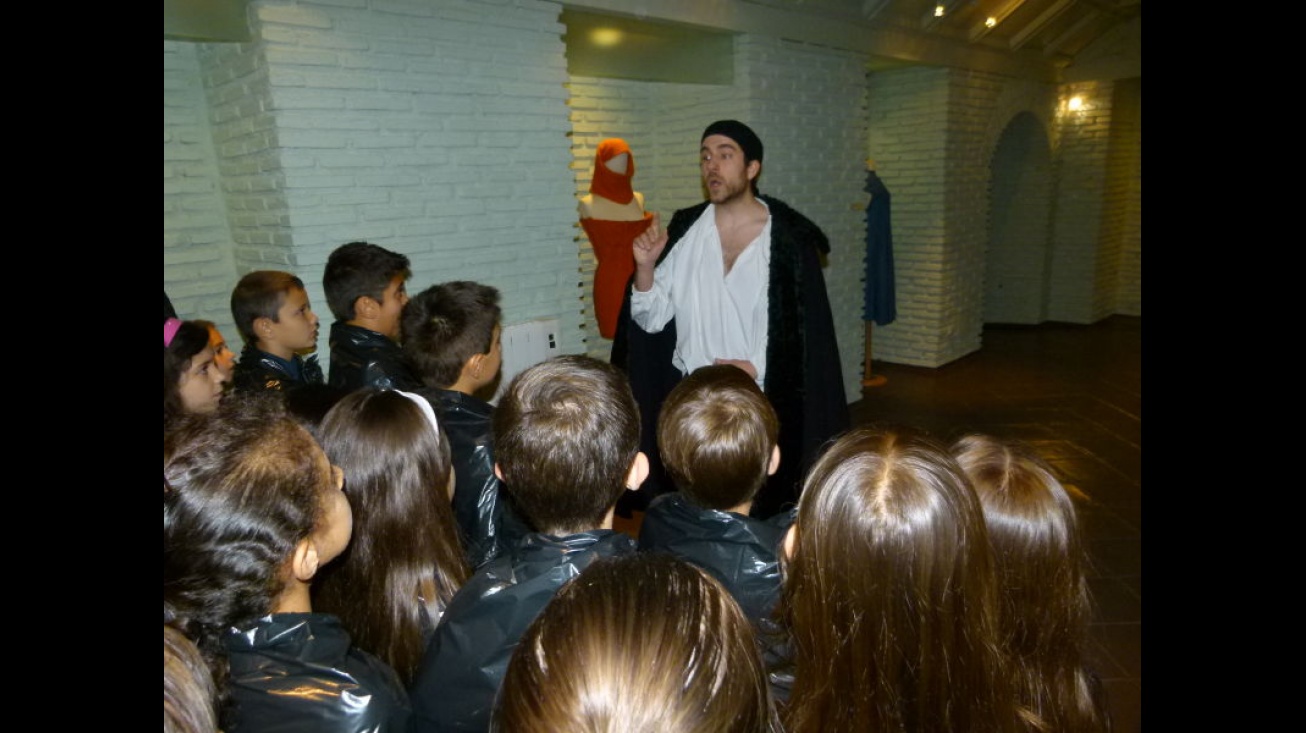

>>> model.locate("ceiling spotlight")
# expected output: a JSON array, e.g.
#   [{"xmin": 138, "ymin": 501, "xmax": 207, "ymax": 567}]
[
  {"xmin": 590, "ymin": 28, "xmax": 622, "ymax": 47},
  {"xmin": 1067, "ymin": 96, "xmax": 1084, "ymax": 111},
  {"xmin": 985, "ymin": 16, "xmax": 997, "ymax": 28},
  {"xmin": 934, "ymin": 5, "xmax": 945, "ymax": 17}
]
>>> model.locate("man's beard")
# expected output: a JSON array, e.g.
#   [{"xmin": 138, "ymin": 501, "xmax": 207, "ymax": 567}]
[{"xmin": 706, "ymin": 175, "xmax": 750, "ymax": 204}]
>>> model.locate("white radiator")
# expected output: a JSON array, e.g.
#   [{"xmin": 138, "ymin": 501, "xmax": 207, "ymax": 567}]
[{"xmin": 491, "ymin": 318, "xmax": 561, "ymax": 404}]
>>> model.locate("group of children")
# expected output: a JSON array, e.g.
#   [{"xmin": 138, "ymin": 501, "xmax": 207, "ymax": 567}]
[{"xmin": 164, "ymin": 240, "xmax": 1110, "ymax": 733}]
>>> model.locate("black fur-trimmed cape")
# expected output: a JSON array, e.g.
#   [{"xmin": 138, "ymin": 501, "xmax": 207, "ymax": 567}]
[{"xmin": 611, "ymin": 194, "xmax": 849, "ymax": 518}]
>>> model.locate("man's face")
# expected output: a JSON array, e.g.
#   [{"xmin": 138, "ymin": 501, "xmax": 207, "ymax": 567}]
[
  {"xmin": 700, "ymin": 135, "xmax": 759, "ymax": 205},
  {"xmin": 375, "ymin": 275, "xmax": 410, "ymax": 341}
]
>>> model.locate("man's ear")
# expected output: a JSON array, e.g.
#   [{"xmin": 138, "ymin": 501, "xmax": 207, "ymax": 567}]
[
  {"xmin": 626, "ymin": 451, "xmax": 650, "ymax": 490},
  {"xmin": 767, "ymin": 445, "xmax": 781, "ymax": 477},
  {"xmin": 291, "ymin": 538, "xmax": 320, "ymax": 582},
  {"xmin": 747, "ymin": 159, "xmax": 762, "ymax": 182}
]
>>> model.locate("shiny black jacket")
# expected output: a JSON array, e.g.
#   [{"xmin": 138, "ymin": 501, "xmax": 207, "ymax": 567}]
[
  {"xmin": 416, "ymin": 387, "xmax": 531, "ymax": 569},
  {"xmin": 231, "ymin": 343, "xmax": 324, "ymax": 395},
  {"xmin": 638, "ymin": 492, "xmax": 793, "ymax": 625},
  {"xmin": 409, "ymin": 530, "xmax": 638, "ymax": 733},
  {"xmin": 222, "ymin": 612, "xmax": 411, "ymax": 733},
  {"xmin": 326, "ymin": 322, "xmax": 422, "ymax": 392}
]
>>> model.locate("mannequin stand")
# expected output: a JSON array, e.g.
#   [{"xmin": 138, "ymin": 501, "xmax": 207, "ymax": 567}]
[{"xmin": 862, "ymin": 321, "xmax": 887, "ymax": 388}]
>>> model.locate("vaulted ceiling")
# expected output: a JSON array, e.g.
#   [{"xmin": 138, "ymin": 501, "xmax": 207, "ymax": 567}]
[{"xmin": 165, "ymin": 0, "xmax": 1141, "ymax": 84}]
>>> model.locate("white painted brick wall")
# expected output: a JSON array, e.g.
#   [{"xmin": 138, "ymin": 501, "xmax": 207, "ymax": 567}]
[
  {"xmin": 164, "ymin": 41, "xmax": 240, "ymax": 340},
  {"xmin": 1050, "ymin": 80, "xmax": 1113, "ymax": 323},
  {"xmin": 166, "ymin": 0, "xmax": 583, "ymax": 371},
  {"xmin": 1106, "ymin": 78, "xmax": 1141, "ymax": 317},
  {"xmin": 985, "ymin": 112, "xmax": 1055, "ymax": 324},
  {"xmin": 165, "ymin": 2, "xmax": 1139, "ymax": 385}
]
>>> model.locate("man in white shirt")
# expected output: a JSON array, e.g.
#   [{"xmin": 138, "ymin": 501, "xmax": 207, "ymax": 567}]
[{"xmin": 614, "ymin": 120, "xmax": 848, "ymax": 519}]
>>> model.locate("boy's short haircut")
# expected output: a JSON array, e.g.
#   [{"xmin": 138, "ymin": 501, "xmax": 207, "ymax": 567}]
[
  {"xmin": 231, "ymin": 270, "xmax": 307, "ymax": 346},
  {"xmin": 322, "ymin": 241, "xmax": 412, "ymax": 322},
  {"xmin": 492, "ymin": 355, "xmax": 640, "ymax": 535},
  {"xmin": 402, "ymin": 281, "xmax": 501, "ymax": 389},
  {"xmin": 657, "ymin": 364, "xmax": 780, "ymax": 510}
]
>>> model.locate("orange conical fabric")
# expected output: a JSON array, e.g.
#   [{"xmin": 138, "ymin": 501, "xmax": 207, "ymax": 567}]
[{"xmin": 589, "ymin": 138, "xmax": 635, "ymax": 205}]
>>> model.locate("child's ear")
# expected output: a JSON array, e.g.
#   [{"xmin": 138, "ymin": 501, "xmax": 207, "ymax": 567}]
[
  {"xmin": 626, "ymin": 451, "xmax": 650, "ymax": 490},
  {"xmin": 493, "ymin": 462, "xmax": 505, "ymax": 482},
  {"xmin": 354, "ymin": 295, "xmax": 378, "ymax": 321},
  {"xmin": 767, "ymin": 445, "xmax": 781, "ymax": 477},
  {"xmin": 290, "ymin": 538, "xmax": 320, "ymax": 582},
  {"xmin": 782, "ymin": 523, "xmax": 797, "ymax": 560},
  {"xmin": 254, "ymin": 316, "xmax": 275, "ymax": 340},
  {"xmin": 466, "ymin": 352, "xmax": 485, "ymax": 381}
]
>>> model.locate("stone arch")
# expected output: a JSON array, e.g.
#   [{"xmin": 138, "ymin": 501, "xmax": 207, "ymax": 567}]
[{"xmin": 983, "ymin": 110, "xmax": 1055, "ymax": 324}]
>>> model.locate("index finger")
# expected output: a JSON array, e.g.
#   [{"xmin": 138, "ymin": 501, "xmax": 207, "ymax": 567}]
[{"xmin": 646, "ymin": 211, "xmax": 660, "ymax": 238}]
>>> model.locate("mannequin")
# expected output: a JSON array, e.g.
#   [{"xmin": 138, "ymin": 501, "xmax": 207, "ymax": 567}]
[{"xmin": 579, "ymin": 138, "xmax": 654, "ymax": 339}]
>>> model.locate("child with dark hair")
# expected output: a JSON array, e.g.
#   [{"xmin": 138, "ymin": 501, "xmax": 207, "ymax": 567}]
[
  {"xmin": 952, "ymin": 434, "xmax": 1112, "ymax": 733},
  {"xmin": 313, "ymin": 388, "xmax": 471, "ymax": 688},
  {"xmin": 229, "ymin": 270, "xmax": 324, "ymax": 395},
  {"xmin": 494, "ymin": 553, "xmax": 781, "ymax": 733},
  {"xmin": 638, "ymin": 364, "xmax": 789, "ymax": 627},
  {"xmin": 402, "ymin": 280, "xmax": 529, "ymax": 568},
  {"xmin": 409, "ymin": 355, "xmax": 647, "ymax": 733},
  {"xmin": 322, "ymin": 241, "xmax": 421, "ymax": 391},
  {"xmin": 164, "ymin": 395, "xmax": 410, "ymax": 733},
  {"xmin": 164, "ymin": 317, "xmax": 231, "ymax": 423}
]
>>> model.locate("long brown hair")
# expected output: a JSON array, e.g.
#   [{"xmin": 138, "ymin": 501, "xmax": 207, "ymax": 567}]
[
  {"xmin": 494, "ymin": 553, "xmax": 780, "ymax": 733},
  {"xmin": 313, "ymin": 388, "xmax": 470, "ymax": 686},
  {"xmin": 952, "ymin": 434, "xmax": 1111, "ymax": 732},
  {"xmin": 779, "ymin": 426, "xmax": 1021, "ymax": 733}
]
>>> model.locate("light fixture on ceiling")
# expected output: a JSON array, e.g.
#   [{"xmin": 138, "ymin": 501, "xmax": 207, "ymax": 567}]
[
  {"xmin": 934, "ymin": 4, "xmax": 945, "ymax": 17},
  {"xmin": 590, "ymin": 28, "xmax": 623, "ymax": 47}
]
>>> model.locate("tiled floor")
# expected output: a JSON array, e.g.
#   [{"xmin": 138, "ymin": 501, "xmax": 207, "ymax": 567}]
[
  {"xmin": 615, "ymin": 315, "xmax": 1142, "ymax": 731},
  {"xmin": 852, "ymin": 315, "xmax": 1142, "ymax": 732}
]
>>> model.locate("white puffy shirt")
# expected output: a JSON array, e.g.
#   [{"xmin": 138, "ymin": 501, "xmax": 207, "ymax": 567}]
[{"xmin": 630, "ymin": 202, "xmax": 771, "ymax": 385}]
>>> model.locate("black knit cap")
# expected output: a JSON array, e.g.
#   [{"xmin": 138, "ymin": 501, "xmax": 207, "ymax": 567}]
[{"xmin": 701, "ymin": 120, "xmax": 763, "ymax": 163}]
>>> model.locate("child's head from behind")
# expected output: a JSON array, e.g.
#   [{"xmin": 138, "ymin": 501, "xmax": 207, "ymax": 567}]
[
  {"xmin": 164, "ymin": 623, "xmax": 219, "ymax": 733},
  {"xmin": 165, "ymin": 318, "xmax": 230, "ymax": 421},
  {"xmin": 402, "ymin": 280, "xmax": 502, "ymax": 392},
  {"xmin": 314, "ymin": 388, "xmax": 469, "ymax": 684},
  {"xmin": 658, "ymin": 364, "xmax": 779, "ymax": 511},
  {"xmin": 164, "ymin": 395, "xmax": 350, "ymax": 646},
  {"xmin": 951, "ymin": 434, "xmax": 1093, "ymax": 660},
  {"xmin": 496, "ymin": 553, "xmax": 778, "ymax": 733},
  {"xmin": 492, "ymin": 355, "xmax": 643, "ymax": 535},
  {"xmin": 230, "ymin": 271, "xmax": 319, "ymax": 356},
  {"xmin": 781, "ymin": 426, "xmax": 1010, "ymax": 732},
  {"xmin": 322, "ymin": 241, "xmax": 411, "ymax": 339}
]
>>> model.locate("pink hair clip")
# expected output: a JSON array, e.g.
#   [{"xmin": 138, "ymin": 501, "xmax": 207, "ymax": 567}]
[{"xmin": 164, "ymin": 318, "xmax": 182, "ymax": 347}]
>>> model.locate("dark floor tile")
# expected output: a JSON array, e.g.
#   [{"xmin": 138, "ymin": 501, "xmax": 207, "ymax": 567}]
[
  {"xmin": 1090, "ymin": 622, "xmax": 1142, "ymax": 678},
  {"xmin": 1101, "ymin": 677, "xmax": 1142, "ymax": 733},
  {"xmin": 1088, "ymin": 537, "xmax": 1142, "ymax": 578},
  {"xmin": 1089, "ymin": 575, "xmax": 1142, "ymax": 623}
]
